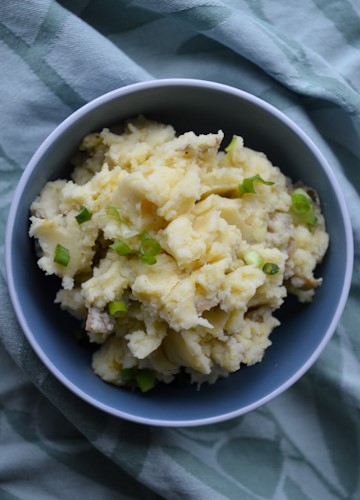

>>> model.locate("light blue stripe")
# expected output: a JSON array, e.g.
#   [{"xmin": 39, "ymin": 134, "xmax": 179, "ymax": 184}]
[{"xmin": 0, "ymin": 21, "xmax": 85, "ymax": 110}]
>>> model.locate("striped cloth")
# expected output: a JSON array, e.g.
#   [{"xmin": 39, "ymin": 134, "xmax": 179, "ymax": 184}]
[{"xmin": 1, "ymin": 1, "xmax": 359, "ymax": 498}]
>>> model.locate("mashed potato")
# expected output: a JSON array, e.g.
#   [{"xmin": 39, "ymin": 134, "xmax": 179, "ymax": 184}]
[{"xmin": 29, "ymin": 116, "xmax": 329, "ymax": 391}]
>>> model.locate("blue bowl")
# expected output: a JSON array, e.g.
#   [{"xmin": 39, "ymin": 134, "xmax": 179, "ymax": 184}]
[{"xmin": 5, "ymin": 79, "xmax": 353, "ymax": 426}]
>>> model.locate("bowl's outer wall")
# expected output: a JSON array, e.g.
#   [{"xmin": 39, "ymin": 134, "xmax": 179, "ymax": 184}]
[{"xmin": 7, "ymin": 81, "xmax": 352, "ymax": 425}]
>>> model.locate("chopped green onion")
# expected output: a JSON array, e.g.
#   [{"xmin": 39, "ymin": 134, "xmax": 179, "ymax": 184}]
[
  {"xmin": 110, "ymin": 239, "xmax": 135, "ymax": 256},
  {"xmin": 262, "ymin": 262, "xmax": 280, "ymax": 275},
  {"xmin": 243, "ymin": 249, "xmax": 264, "ymax": 267},
  {"xmin": 291, "ymin": 189, "xmax": 317, "ymax": 226},
  {"xmin": 140, "ymin": 255, "xmax": 157, "ymax": 265},
  {"xmin": 134, "ymin": 369, "xmax": 156, "ymax": 392},
  {"xmin": 54, "ymin": 244, "xmax": 70, "ymax": 267},
  {"xmin": 106, "ymin": 205, "xmax": 122, "ymax": 219},
  {"xmin": 120, "ymin": 367, "xmax": 157, "ymax": 392},
  {"xmin": 75, "ymin": 206, "xmax": 92, "ymax": 224},
  {"xmin": 140, "ymin": 237, "xmax": 161, "ymax": 257},
  {"xmin": 225, "ymin": 135, "xmax": 237, "ymax": 153},
  {"xmin": 139, "ymin": 233, "xmax": 161, "ymax": 265},
  {"xmin": 238, "ymin": 175, "xmax": 274, "ymax": 196},
  {"xmin": 108, "ymin": 301, "xmax": 128, "ymax": 318},
  {"xmin": 120, "ymin": 368, "xmax": 136, "ymax": 382}
]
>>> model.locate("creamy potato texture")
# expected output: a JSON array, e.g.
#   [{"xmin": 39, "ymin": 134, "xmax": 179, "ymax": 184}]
[{"xmin": 29, "ymin": 117, "xmax": 329, "ymax": 390}]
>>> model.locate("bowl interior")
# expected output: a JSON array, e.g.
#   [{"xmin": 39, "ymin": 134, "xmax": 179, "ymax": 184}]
[{"xmin": 6, "ymin": 81, "xmax": 352, "ymax": 425}]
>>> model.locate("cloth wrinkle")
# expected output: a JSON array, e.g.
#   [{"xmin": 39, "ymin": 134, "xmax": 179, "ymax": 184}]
[{"xmin": 1, "ymin": 1, "xmax": 359, "ymax": 498}]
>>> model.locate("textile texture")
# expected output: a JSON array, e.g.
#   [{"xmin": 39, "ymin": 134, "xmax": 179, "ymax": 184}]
[{"xmin": 1, "ymin": 1, "xmax": 359, "ymax": 498}]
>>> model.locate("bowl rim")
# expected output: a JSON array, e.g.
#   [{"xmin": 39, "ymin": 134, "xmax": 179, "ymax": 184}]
[{"xmin": 5, "ymin": 78, "xmax": 354, "ymax": 426}]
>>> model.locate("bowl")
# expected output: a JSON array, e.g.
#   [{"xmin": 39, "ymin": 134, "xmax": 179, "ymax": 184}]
[{"xmin": 5, "ymin": 79, "xmax": 353, "ymax": 426}]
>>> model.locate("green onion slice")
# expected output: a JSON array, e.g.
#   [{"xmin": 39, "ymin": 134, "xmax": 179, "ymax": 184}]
[
  {"xmin": 139, "ymin": 232, "xmax": 161, "ymax": 265},
  {"xmin": 120, "ymin": 367, "xmax": 157, "ymax": 392},
  {"xmin": 108, "ymin": 301, "xmax": 128, "ymax": 318},
  {"xmin": 225, "ymin": 135, "xmax": 237, "ymax": 153},
  {"xmin": 134, "ymin": 369, "xmax": 156, "ymax": 392},
  {"xmin": 291, "ymin": 189, "xmax": 317, "ymax": 226},
  {"xmin": 140, "ymin": 255, "xmax": 157, "ymax": 265},
  {"xmin": 75, "ymin": 206, "xmax": 92, "ymax": 224},
  {"xmin": 243, "ymin": 249, "xmax": 264, "ymax": 267},
  {"xmin": 238, "ymin": 175, "xmax": 274, "ymax": 196},
  {"xmin": 262, "ymin": 262, "xmax": 280, "ymax": 275},
  {"xmin": 140, "ymin": 237, "xmax": 161, "ymax": 257},
  {"xmin": 110, "ymin": 239, "xmax": 135, "ymax": 256},
  {"xmin": 106, "ymin": 205, "xmax": 122, "ymax": 220},
  {"xmin": 54, "ymin": 244, "xmax": 70, "ymax": 267},
  {"xmin": 120, "ymin": 368, "xmax": 136, "ymax": 382}
]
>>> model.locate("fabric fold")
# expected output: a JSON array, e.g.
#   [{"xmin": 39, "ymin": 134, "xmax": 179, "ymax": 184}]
[{"xmin": 1, "ymin": 1, "xmax": 359, "ymax": 498}]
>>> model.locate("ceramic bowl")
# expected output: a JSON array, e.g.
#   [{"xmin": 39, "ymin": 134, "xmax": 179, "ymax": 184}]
[{"xmin": 5, "ymin": 79, "xmax": 353, "ymax": 426}]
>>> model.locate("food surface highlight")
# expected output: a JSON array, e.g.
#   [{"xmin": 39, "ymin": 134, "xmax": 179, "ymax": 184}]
[{"xmin": 29, "ymin": 117, "xmax": 329, "ymax": 391}]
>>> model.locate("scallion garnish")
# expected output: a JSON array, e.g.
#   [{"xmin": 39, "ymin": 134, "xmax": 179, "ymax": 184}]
[
  {"xmin": 134, "ymin": 369, "xmax": 156, "ymax": 393},
  {"xmin": 75, "ymin": 206, "xmax": 92, "ymax": 224},
  {"xmin": 139, "ymin": 255, "xmax": 157, "ymax": 265},
  {"xmin": 243, "ymin": 249, "xmax": 264, "ymax": 267},
  {"xmin": 139, "ymin": 232, "xmax": 161, "ymax": 265},
  {"xmin": 54, "ymin": 244, "xmax": 70, "ymax": 267},
  {"xmin": 140, "ymin": 236, "xmax": 161, "ymax": 256},
  {"xmin": 106, "ymin": 205, "xmax": 122, "ymax": 219},
  {"xmin": 238, "ymin": 175, "xmax": 274, "ymax": 196},
  {"xmin": 120, "ymin": 368, "xmax": 136, "ymax": 382},
  {"xmin": 109, "ymin": 233, "xmax": 161, "ymax": 264},
  {"xmin": 262, "ymin": 262, "xmax": 279, "ymax": 275},
  {"xmin": 120, "ymin": 367, "xmax": 157, "ymax": 392},
  {"xmin": 225, "ymin": 135, "xmax": 237, "ymax": 153},
  {"xmin": 291, "ymin": 189, "xmax": 317, "ymax": 226},
  {"xmin": 108, "ymin": 301, "xmax": 128, "ymax": 318},
  {"xmin": 110, "ymin": 239, "xmax": 135, "ymax": 256}
]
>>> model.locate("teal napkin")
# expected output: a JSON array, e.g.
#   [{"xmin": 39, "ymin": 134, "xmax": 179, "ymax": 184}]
[{"xmin": 1, "ymin": 1, "xmax": 359, "ymax": 498}]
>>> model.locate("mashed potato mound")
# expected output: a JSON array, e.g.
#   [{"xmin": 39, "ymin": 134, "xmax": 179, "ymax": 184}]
[{"xmin": 29, "ymin": 116, "xmax": 329, "ymax": 391}]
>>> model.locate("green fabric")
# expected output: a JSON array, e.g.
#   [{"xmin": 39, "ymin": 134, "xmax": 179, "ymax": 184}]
[{"xmin": 1, "ymin": 0, "xmax": 359, "ymax": 498}]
